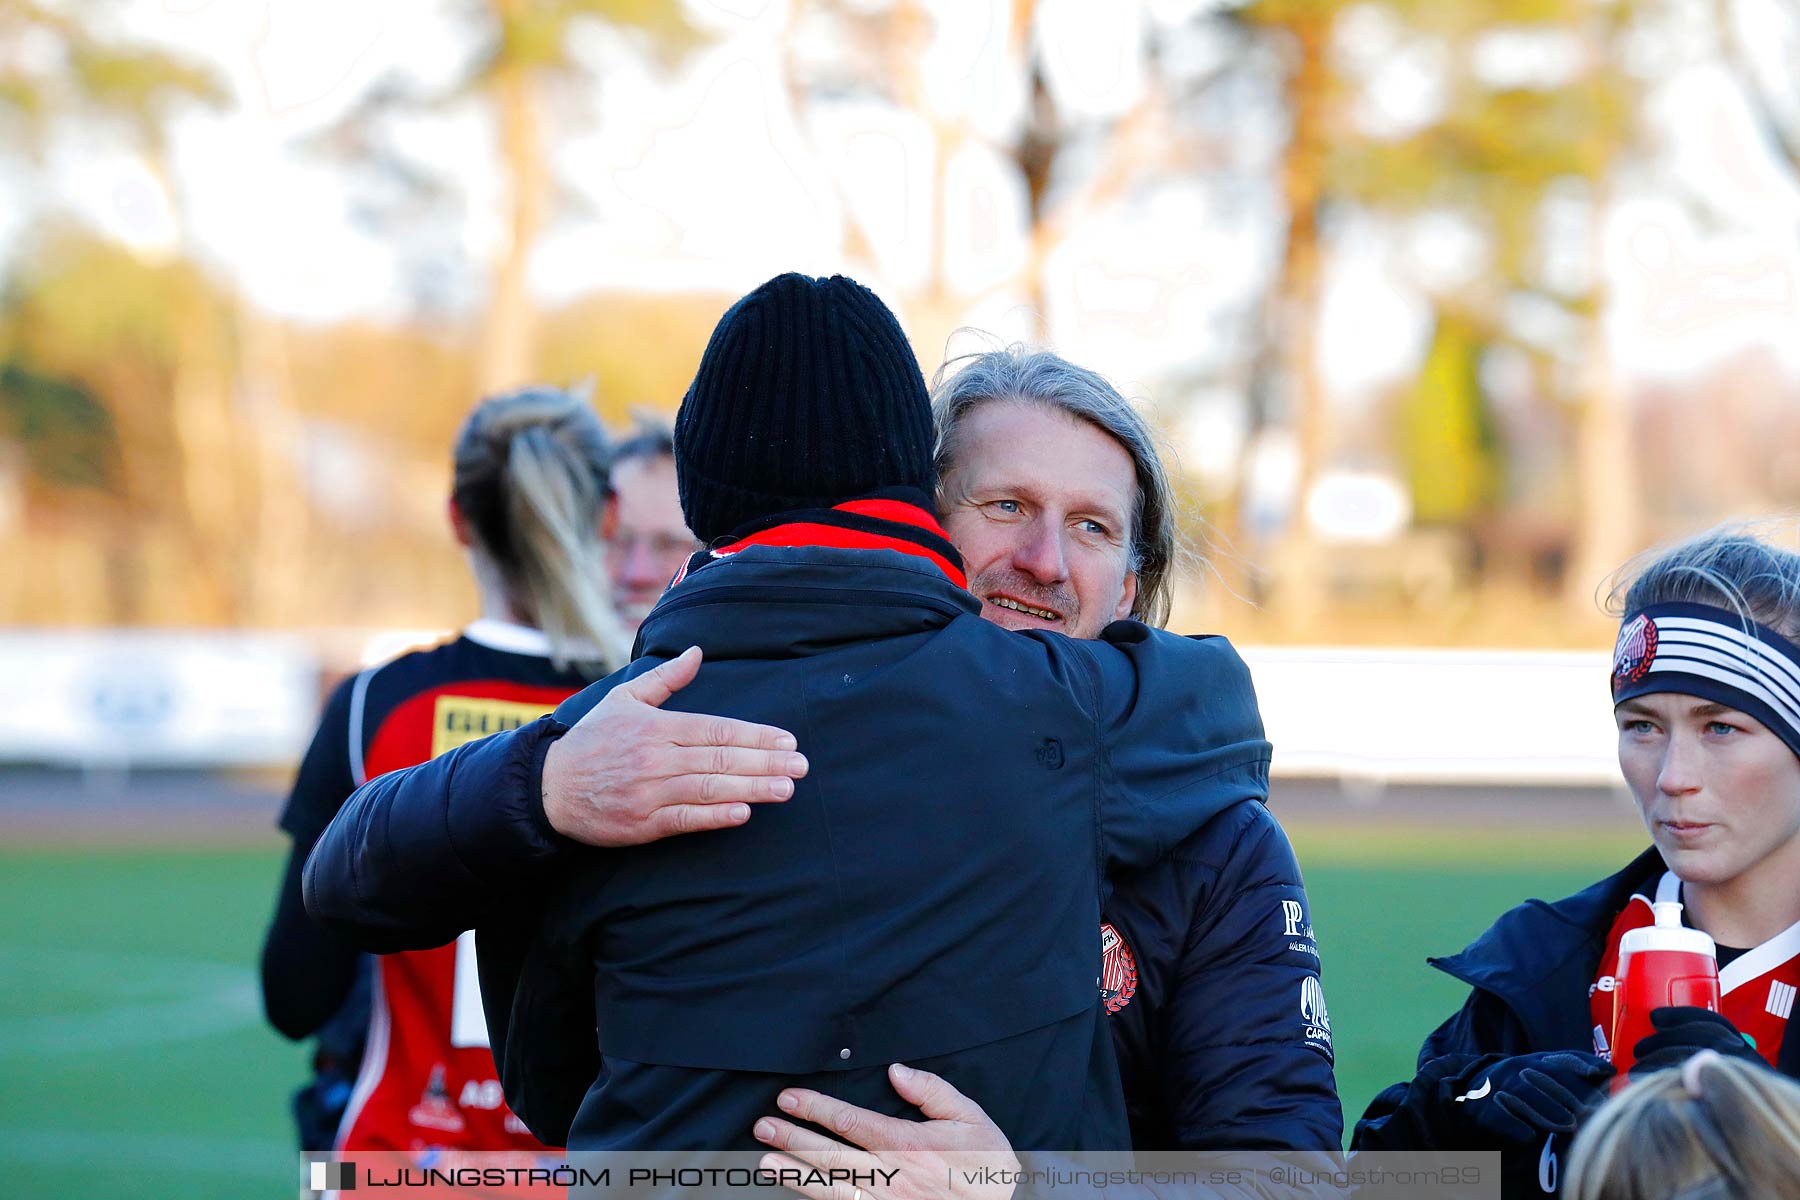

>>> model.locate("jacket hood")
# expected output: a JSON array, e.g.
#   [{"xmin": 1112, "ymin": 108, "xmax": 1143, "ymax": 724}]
[
  {"xmin": 1428, "ymin": 845, "xmax": 1666, "ymax": 1051},
  {"xmin": 636, "ymin": 544, "xmax": 981, "ymax": 662}
]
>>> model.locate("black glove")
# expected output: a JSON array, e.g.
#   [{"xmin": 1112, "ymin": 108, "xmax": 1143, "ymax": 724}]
[
  {"xmin": 1437, "ymin": 1051, "xmax": 1614, "ymax": 1148},
  {"xmin": 1630, "ymin": 1007, "xmax": 1762, "ymax": 1079}
]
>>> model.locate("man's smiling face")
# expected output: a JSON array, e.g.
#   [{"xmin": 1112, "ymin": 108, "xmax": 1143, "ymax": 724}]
[{"xmin": 939, "ymin": 398, "xmax": 1140, "ymax": 640}]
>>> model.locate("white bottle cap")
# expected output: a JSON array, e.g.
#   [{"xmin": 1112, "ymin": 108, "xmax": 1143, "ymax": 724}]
[{"xmin": 1619, "ymin": 900, "xmax": 1718, "ymax": 967}]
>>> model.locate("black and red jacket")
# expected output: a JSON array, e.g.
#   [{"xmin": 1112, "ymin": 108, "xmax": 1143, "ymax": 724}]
[{"xmin": 307, "ymin": 496, "xmax": 1277, "ymax": 1151}]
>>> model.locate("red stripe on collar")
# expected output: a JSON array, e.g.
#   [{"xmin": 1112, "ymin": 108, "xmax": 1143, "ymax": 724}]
[
  {"xmin": 833, "ymin": 498, "xmax": 943, "ymax": 532},
  {"xmin": 713, "ymin": 503, "xmax": 967, "ymax": 588}
]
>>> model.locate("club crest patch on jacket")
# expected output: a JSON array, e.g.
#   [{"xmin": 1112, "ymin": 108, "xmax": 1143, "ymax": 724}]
[{"xmin": 1100, "ymin": 922, "xmax": 1138, "ymax": 1014}]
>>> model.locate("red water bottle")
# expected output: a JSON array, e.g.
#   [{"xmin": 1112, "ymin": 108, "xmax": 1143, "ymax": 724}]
[{"xmin": 1609, "ymin": 900, "xmax": 1720, "ymax": 1089}]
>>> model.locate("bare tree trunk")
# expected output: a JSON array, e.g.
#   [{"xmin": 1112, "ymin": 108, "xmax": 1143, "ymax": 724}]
[
  {"xmin": 238, "ymin": 303, "xmax": 313, "ymax": 626},
  {"xmin": 1713, "ymin": 0, "xmax": 1800, "ymax": 185},
  {"xmin": 480, "ymin": 39, "xmax": 547, "ymax": 394},
  {"xmin": 148, "ymin": 150, "xmax": 242, "ymax": 623},
  {"xmin": 1564, "ymin": 187, "xmax": 1636, "ymax": 615},
  {"xmin": 1260, "ymin": 14, "xmax": 1332, "ymax": 629},
  {"xmin": 1009, "ymin": 0, "xmax": 1052, "ymax": 336},
  {"xmin": 1564, "ymin": 349, "xmax": 1635, "ymax": 616}
]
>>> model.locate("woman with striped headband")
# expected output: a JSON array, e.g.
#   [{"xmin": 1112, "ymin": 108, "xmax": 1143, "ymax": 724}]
[{"xmin": 1353, "ymin": 523, "xmax": 1800, "ymax": 1198}]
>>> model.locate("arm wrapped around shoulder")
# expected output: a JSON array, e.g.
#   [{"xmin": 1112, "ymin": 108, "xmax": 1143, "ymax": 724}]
[
  {"xmin": 302, "ymin": 714, "xmax": 570, "ymax": 952},
  {"xmin": 1083, "ymin": 622, "xmax": 1273, "ymax": 874}
]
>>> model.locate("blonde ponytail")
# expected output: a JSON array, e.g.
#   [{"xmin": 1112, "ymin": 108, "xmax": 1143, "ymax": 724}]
[{"xmin": 453, "ymin": 387, "xmax": 632, "ymax": 677}]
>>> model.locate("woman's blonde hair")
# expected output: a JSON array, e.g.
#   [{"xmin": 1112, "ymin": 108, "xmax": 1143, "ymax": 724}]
[
  {"xmin": 1605, "ymin": 517, "xmax": 1800, "ymax": 640},
  {"xmin": 1565, "ymin": 1053, "xmax": 1800, "ymax": 1200},
  {"xmin": 452, "ymin": 386, "xmax": 631, "ymax": 677}
]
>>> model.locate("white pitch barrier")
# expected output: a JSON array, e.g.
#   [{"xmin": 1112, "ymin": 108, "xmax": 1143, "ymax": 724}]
[
  {"xmin": 0, "ymin": 630, "xmax": 1623, "ymax": 784},
  {"xmin": 0, "ymin": 630, "xmax": 318, "ymax": 769},
  {"xmin": 1242, "ymin": 646, "xmax": 1622, "ymax": 786}
]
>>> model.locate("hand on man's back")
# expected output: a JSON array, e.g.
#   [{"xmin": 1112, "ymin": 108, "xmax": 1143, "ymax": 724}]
[
  {"xmin": 754, "ymin": 1064, "xmax": 1021, "ymax": 1200},
  {"xmin": 541, "ymin": 646, "xmax": 809, "ymax": 847}
]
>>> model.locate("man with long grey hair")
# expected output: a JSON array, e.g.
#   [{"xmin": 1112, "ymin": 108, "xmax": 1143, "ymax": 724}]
[
  {"xmin": 752, "ymin": 347, "xmax": 1341, "ymax": 1165},
  {"xmin": 931, "ymin": 345, "xmax": 1187, "ymax": 635}
]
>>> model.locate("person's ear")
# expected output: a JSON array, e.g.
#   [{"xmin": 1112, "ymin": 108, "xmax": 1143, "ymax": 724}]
[
  {"xmin": 448, "ymin": 496, "xmax": 474, "ymax": 547},
  {"xmin": 1114, "ymin": 568, "xmax": 1138, "ymax": 620}
]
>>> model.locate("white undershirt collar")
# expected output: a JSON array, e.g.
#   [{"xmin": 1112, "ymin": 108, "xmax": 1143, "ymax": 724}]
[{"xmin": 462, "ymin": 618, "xmax": 554, "ymax": 658}]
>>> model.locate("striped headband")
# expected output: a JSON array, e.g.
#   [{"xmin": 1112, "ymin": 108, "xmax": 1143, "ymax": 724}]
[{"xmin": 1611, "ymin": 601, "xmax": 1800, "ymax": 761}]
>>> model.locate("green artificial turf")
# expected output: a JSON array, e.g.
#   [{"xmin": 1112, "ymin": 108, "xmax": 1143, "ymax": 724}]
[
  {"xmin": 0, "ymin": 848, "xmax": 301, "ymax": 1200},
  {"xmin": 0, "ymin": 826, "xmax": 1637, "ymax": 1199}
]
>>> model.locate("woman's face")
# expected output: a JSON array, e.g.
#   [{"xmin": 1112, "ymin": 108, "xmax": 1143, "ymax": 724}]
[{"xmin": 1615, "ymin": 691, "xmax": 1800, "ymax": 890}]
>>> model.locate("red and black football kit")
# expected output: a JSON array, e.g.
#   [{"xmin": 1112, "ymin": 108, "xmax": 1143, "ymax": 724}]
[
  {"xmin": 260, "ymin": 620, "xmax": 588, "ymax": 1153},
  {"xmin": 1588, "ymin": 871, "xmax": 1800, "ymax": 1068},
  {"xmin": 1355, "ymin": 847, "xmax": 1800, "ymax": 1198}
]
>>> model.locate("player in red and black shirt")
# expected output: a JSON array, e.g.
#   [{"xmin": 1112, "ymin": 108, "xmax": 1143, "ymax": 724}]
[
  {"xmin": 1355, "ymin": 523, "xmax": 1800, "ymax": 1198},
  {"xmin": 259, "ymin": 386, "xmax": 633, "ymax": 1154}
]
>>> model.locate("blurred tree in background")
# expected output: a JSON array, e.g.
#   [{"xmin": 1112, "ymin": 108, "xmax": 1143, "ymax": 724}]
[
  {"xmin": 1713, "ymin": 0, "xmax": 1800, "ymax": 185},
  {"xmin": 317, "ymin": 0, "xmax": 697, "ymax": 393},
  {"xmin": 474, "ymin": 0, "xmax": 696, "ymax": 390},
  {"xmin": 1399, "ymin": 312, "xmax": 1499, "ymax": 527},
  {"xmin": 0, "ymin": 0, "xmax": 717, "ymax": 630},
  {"xmin": 1, "ymin": 0, "xmax": 1795, "ymax": 642},
  {"xmin": 0, "ymin": 2, "xmax": 250, "ymax": 624},
  {"xmin": 1237, "ymin": 0, "xmax": 1647, "ymax": 626}
]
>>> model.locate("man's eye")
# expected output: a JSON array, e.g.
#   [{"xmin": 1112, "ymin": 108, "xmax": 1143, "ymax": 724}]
[
  {"xmin": 1706, "ymin": 721, "xmax": 1739, "ymax": 736},
  {"xmin": 1076, "ymin": 519, "xmax": 1110, "ymax": 537},
  {"xmin": 1621, "ymin": 719, "xmax": 1654, "ymax": 734},
  {"xmin": 989, "ymin": 500, "xmax": 1022, "ymax": 514}
]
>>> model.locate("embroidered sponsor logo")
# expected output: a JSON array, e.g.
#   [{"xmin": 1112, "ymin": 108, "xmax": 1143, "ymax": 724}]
[
  {"xmin": 458, "ymin": 1078, "xmax": 507, "ymax": 1110},
  {"xmin": 407, "ymin": 1064, "xmax": 466, "ymax": 1134},
  {"xmin": 1099, "ymin": 923, "xmax": 1138, "ymax": 1015},
  {"xmin": 1611, "ymin": 613, "xmax": 1658, "ymax": 692},
  {"xmin": 1281, "ymin": 899, "xmax": 1319, "ymax": 959},
  {"xmin": 431, "ymin": 696, "xmax": 555, "ymax": 758},
  {"xmin": 1454, "ymin": 1078, "xmax": 1491, "ymax": 1102},
  {"xmin": 1300, "ymin": 975, "xmax": 1332, "ymax": 1051}
]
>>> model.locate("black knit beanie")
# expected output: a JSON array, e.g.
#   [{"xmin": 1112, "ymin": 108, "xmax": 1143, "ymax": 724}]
[{"xmin": 675, "ymin": 272, "xmax": 935, "ymax": 544}]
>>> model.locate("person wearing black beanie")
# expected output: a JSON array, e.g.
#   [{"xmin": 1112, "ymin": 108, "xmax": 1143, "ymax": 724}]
[
  {"xmin": 675, "ymin": 272, "xmax": 937, "ymax": 544},
  {"xmin": 307, "ymin": 270, "xmax": 1274, "ymax": 1159}
]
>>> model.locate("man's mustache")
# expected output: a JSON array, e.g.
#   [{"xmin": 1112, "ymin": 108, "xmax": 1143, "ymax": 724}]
[{"xmin": 970, "ymin": 569, "xmax": 1078, "ymax": 617}]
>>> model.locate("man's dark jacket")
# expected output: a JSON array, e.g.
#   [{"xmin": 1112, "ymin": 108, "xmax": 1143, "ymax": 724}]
[
  {"xmin": 1352, "ymin": 846, "xmax": 1800, "ymax": 1195},
  {"xmin": 307, "ymin": 541, "xmax": 1273, "ymax": 1151},
  {"xmin": 1105, "ymin": 801, "xmax": 1341, "ymax": 1150}
]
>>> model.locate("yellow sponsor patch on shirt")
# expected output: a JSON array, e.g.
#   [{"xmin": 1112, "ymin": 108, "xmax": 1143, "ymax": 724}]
[{"xmin": 431, "ymin": 695, "xmax": 555, "ymax": 758}]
